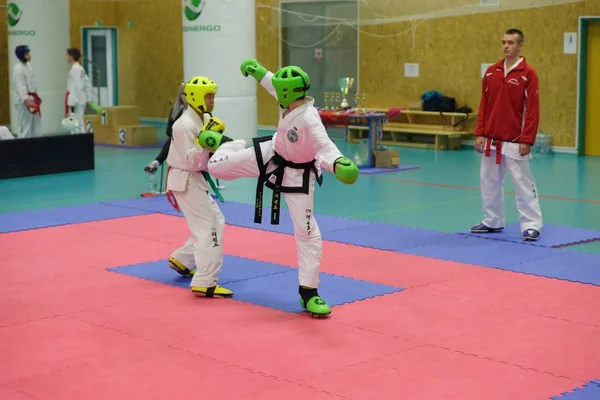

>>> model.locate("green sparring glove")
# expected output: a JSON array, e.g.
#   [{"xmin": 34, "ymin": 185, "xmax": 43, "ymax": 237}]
[
  {"xmin": 240, "ymin": 58, "xmax": 268, "ymax": 82},
  {"xmin": 197, "ymin": 130, "xmax": 233, "ymax": 152},
  {"xmin": 88, "ymin": 102, "xmax": 102, "ymax": 113},
  {"xmin": 202, "ymin": 116, "xmax": 225, "ymax": 134},
  {"xmin": 196, "ymin": 117, "xmax": 230, "ymax": 151},
  {"xmin": 333, "ymin": 157, "xmax": 359, "ymax": 184}
]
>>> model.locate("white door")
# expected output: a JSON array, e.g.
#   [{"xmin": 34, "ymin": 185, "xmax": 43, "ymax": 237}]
[{"xmin": 85, "ymin": 29, "xmax": 115, "ymax": 107}]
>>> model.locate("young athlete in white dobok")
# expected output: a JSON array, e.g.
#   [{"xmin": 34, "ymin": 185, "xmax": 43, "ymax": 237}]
[
  {"xmin": 196, "ymin": 60, "xmax": 359, "ymax": 317},
  {"xmin": 165, "ymin": 75, "xmax": 231, "ymax": 298},
  {"xmin": 12, "ymin": 45, "xmax": 42, "ymax": 138},
  {"xmin": 65, "ymin": 48, "xmax": 93, "ymax": 134}
]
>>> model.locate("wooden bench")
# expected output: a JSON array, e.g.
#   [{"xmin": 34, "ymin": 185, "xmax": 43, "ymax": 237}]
[{"xmin": 347, "ymin": 108, "xmax": 478, "ymax": 150}]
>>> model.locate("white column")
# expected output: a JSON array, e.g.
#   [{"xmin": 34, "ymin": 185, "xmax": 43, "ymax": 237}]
[
  {"xmin": 7, "ymin": 0, "xmax": 70, "ymax": 136},
  {"xmin": 182, "ymin": 0, "xmax": 257, "ymax": 143}
]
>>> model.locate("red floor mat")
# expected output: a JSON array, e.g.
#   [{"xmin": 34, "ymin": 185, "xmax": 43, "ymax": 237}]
[{"xmin": 299, "ymin": 345, "xmax": 580, "ymax": 400}]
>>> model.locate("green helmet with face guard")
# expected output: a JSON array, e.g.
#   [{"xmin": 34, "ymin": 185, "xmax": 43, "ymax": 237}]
[{"xmin": 271, "ymin": 65, "xmax": 310, "ymax": 108}]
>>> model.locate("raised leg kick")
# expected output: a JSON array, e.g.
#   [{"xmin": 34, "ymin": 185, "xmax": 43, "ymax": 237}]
[{"xmin": 197, "ymin": 60, "xmax": 359, "ymax": 317}]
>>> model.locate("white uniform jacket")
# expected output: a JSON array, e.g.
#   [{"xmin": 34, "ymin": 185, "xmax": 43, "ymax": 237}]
[
  {"xmin": 67, "ymin": 62, "xmax": 93, "ymax": 106},
  {"xmin": 259, "ymin": 71, "xmax": 343, "ymax": 187},
  {"xmin": 166, "ymin": 107, "xmax": 211, "ymax": 193},
  {"xmin": 13, "ymin": 62, "xmax": 37, "ymax": 104}
]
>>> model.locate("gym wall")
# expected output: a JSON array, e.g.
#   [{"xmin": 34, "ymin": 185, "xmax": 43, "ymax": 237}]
[
  {"xmin": 257, "ymin": 0, "xmax": 599, "ymax": 148},
  {"xmin": 355, "ymin": 0, "xmax": 600, "ymax": 148},
  {"xmin": 0, "ymin": 0, "xmax": 278, "ymax": 128},
  {"xmin": 1, "ymin": 0, "xmax": 598, "ymax": 147},
  {"xmin": 69, "ymin": 0, "xmax": 183, "ymax": 120},
  {"xmin": 69, "ymin": 0, "xmax": 276, "ymax": 123}
]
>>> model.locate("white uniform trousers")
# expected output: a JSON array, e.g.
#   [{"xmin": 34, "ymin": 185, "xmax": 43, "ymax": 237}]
[
  {"xmin": 171, "ymin": 174, "xmax": 225, "ymax": 288},
  {"xmin": 480, "ymin": 149, "xmax": 543, "ymax": 232},
  {"xmin": 208, "ymin": 139, "xmax": 323, "ymax": 288},
  {"xmin": 71, "ymin": 104, "xmax": 86, "ymax": 134},
  {"xmin": 16, "ymin": 104, "xmax": 41, "ymax": 138}
]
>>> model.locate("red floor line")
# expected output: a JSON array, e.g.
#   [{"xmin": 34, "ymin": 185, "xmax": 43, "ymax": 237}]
[{"xmin": 373, "ymin": 177, "xmax": 600, "ymax": 204}]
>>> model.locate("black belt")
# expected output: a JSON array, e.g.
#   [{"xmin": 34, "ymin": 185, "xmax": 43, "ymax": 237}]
[{"xmin": 252, "ymin": 135, "xmax": 323, "ymax": 225}]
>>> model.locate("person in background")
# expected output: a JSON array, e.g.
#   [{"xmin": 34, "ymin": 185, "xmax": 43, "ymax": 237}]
[
  {"xmin": 471, "ymin": 28, "xmax": 543, "ymax": 241},
  {"xmin": 144, "ymin": 83, "xmax": 187, "ymax": 174},
  {"xmin": 12, "ymin": 45, "xmax": 42, "ymax": 138},
  {"xmin": 66, "ymin": 47, "xmax": 93, "ymax": 134}
]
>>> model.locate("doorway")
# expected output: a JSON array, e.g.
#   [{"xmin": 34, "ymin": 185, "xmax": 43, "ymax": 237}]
[
  {"xmin": 280, "ymin": 1, "xmax": 358, "ymax": 110},
  {"xmin": 577, "ymin": 17, "xmax": 600, "ymax": 156},
  {"xmin": 81, "ymin": 27, "xmax": 118, "ymax": 107}
]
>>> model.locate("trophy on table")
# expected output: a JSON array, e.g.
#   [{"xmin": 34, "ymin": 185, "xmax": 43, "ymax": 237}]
[
  {"xmin": 324, "ymin": 92, "xmax": 337, "ymax": 110},
  {"xmin": 338, "ymin": 77, "xmax": 355, "ymax": 109}
]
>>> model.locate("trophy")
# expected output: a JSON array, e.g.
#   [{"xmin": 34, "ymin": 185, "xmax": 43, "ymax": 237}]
[{"xmin": 338, "ymin": 77, "xmax": 355, "ymax": 109}]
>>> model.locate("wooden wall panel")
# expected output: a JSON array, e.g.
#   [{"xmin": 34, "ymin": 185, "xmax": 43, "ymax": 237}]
[
  {"xmin": 359, "ymin": 1, "xmax": 588, "ymax": 147},
  {"xmin": 67, "ymin": 0, "xmax": 279, "ymax": 124},
  {"xmin": 585, "ymin": 0, "xmax": 600, "ymax": 14},
  {"xmin": 70, "ymin": 0, "xmax": 180, "ymax": 118},
  {"xmin": 359, "ymin": 0, "xmax": 585, "ymax": 21},
  {"xmin": 69, "ymin": 0, "xmax": 119, "ymax": 49},
  {"xmin": 117, "ymin": 0, "xmax": 183, "ymax": 119},
  {"xmin": 2, "ymin": 0, "xmax": 594, "ymax": 147}
]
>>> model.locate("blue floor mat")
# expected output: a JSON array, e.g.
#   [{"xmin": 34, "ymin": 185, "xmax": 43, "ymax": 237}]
[
  {"xmin": 6, "ymin": 198, "xmax": 600, "ymax": 287},
  {"xmin": 551, "ymin": 380, "xmax": 600, "ymax": 400},
  {"xmin": 231, "ymin": 208, "xmax": 375, "ymax": 235},
  {"xmin": 509, "ymin": 250, "xmax": 600, "ymax": 286},
  {"xmin": 102, "ymin": 196, "xmax": 175, "ymax": 213},
  {"xmin": 322, "ymin": 224, "xmax": 455, "ymax": 251},
  {"xmin": 225, "ymin": 270, "xmax": 403, "ymax": 313},
  {"xmin": 108, "ymin": 256, "xmax": 403, "ymax": 313},
  {"xmin": 0, "ymin": 203, "xmax": 152, "ymax": 234},
  {"xmin": 103, "ymin": 196, "xmax": 449, "ymax": 244},
  {"xmin": 403, "ymin": 235, "xmax": 600, "ymax": 286},
  {"xmin": 403, "ymin": 235, "xmax": 558, "ymax": 268},
  {"xmin": 456, "ymin": 223, "xmax": 600, "ymax": 248},
  {"xmin": 0, "ymin": 213, "xmax": 55, "ymax": 233},
  {"xmin": 162, "ymin": 199, "xmax": 374, "ymax": 235},
  {"xmin": 109, "ymin": 256, "xmax": 291, "ymax": 287}
]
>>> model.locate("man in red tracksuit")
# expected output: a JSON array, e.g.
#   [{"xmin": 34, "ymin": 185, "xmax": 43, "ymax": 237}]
[{"xmin": 471, "ymin": 28, "xmax": 543, "ymax": 241}]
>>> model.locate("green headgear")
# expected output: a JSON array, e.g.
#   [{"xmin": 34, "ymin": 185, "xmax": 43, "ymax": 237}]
[{"xmin": 271, "ymin": 65, "xmax": 310, "ymax": 108}]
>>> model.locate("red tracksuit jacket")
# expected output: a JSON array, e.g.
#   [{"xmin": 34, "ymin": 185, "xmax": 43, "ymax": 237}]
[{"xmin": 474, "ymin": 57, "xmax": 540, "ymax": 146}]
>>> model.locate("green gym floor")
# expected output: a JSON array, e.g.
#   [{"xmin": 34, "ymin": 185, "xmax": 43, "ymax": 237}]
[{"xmin": 2, "ymin": 128, "xmax": 599, "ymax": 254}]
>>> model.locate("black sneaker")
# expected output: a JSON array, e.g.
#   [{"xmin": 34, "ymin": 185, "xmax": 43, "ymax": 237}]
[
  {"xmin": 470, "ymin": 223, "xmax": 504, "ymax": 233},
  {"xmin": 522, "ymin": 229, "xmax": 540, "ymax": 241}
]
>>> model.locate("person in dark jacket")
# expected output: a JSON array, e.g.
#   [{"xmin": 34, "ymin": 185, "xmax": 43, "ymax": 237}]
[{"xmin": 144, "ymin": 83, "xmax": 187, "ymax": 174}]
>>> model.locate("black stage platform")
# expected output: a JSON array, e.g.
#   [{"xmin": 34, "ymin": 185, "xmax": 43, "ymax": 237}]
[{"xmin": 0, "ymin": 133, "xmax": 95, "ymax": 179}]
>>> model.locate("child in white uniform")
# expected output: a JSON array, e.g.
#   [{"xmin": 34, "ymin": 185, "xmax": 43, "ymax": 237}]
[
  {"xmin": 165, "ymin": 76, "xmax": 231, "ymax": 298},
  {"xmin": 65, "ymin": 48, "xmax": 93, "ymax": 134},
  {"xmin": 12, "ymin": 45, "xmax": 41, "ymax": 138},
  {"xmin": 196, "ymin": 60, "xmax": 359, "ymax": 316}
]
